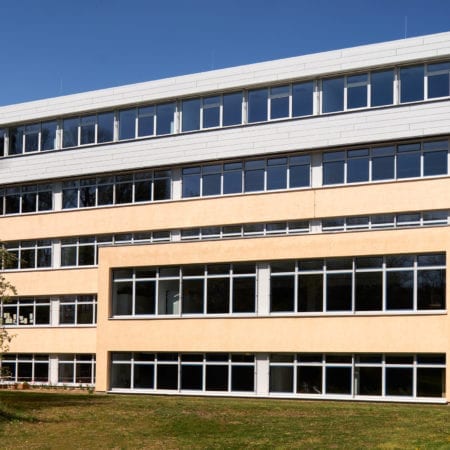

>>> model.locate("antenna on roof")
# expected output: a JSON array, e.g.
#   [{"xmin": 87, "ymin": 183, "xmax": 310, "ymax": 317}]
[
  {"xmin": 404, "ymin": 16, "xmax": 408, "ymax": 39},
  {"xmin": 211, "ymin": 50, "xmax": 215, "ymax": 70}
]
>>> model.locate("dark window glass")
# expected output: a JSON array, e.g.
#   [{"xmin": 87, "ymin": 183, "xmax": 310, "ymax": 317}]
[
  {"xmin": 357, "ymin": 367, "xmax": 382, "ymax": 395},
  {"xmin": 347, "ymin": 149, "xmax": 369, "ymax": 183},
  {"xmin": 292, "ymin": 81, "xmax": 314, "ymax": 117},
  {"xmin": 133, "ymin": 364, "xmax": 154, "ymax": 388},
  {"xmin": 116, "ymin": 181, "xmax": 133, "ymax": 204},
  {"xmin": 231, "ymin": 366, "xmax": 254, "ymax": 391},
  {"xmin": 5, "ymin": 191, "xmax": 20, "ymax": 214},
  {"xmin": 63, "ymin": 118, "xmax": 78, "ymax": 148},
  {"xmin": 78, "ymin": 245, "xmax": 95, "ymax": 266},
  {"xmin": 355, "ymin": 272, "xmax": 382, "ymax": 311},
  {"xmin": 37, "ymin": 247, "xmax": 51, "ymax": 268},
  {"xmin": 41, "ymin": 121, "xmax": 57, "ymax": 151},
  {"xmin": 138, "ymin": 106, "xmax": 155, "ymax": 137},
  {"xmin": 97, "ymin": 184, "xmax": 114, "ymax": 205},
  {"xmin": 61, "ymin": 247, "xmax": 77, "ymax": 267},
  {"xmin": 156, "ymin": 103, "xmax": 175, "ymax": 135},
  {"xmin": 97, "ymin": 112, "xmax": 114, "ymax": 143},
  {"xmin": 134, "ymin": 180, "xmax": 151, "ymax": 202},
  {"xmin": 80, "ymin": 186, "xmax": 96, "ymax": 207},
  {"xmin": 33, "ymin": 362, "xmax": 49, "ymax": 382},
  {"xmin": 9, "ymin": 127, "xmax": 23, "ymax": 154},
  {"xmin": 297, "ymin": 366, "xmax": 322, "ymax": 394},
  {"xmin": 182, "ymin": 279, "xmax": 204, "ymax": 314},
  {"xmin": 35, "ymin": 304, "xmax": 50, "ymax": 324},
  {"xmin": 322, "ymin": 77, "xmax": 344, "ymax": 113},
  {"xmin": 347, "ymin": 74, "xmax": 367, "ymax": 109},
  {"xmin": 154, "ymin": 177, "xmax": 171, "ymax": 201},
  {"xmin": 248, "ymin": 89, "xmax": 268, "ymax": 123},
  {"xmin": 135, "ymin": 281, "xmax": 156, "ymax": 314},
  {"xmin": 21, "ymin": 249, "xmax": 35, "ymax": 268},
  {"xmin": 181, "ymin": 365, "xmax": 202, "ymax": 390},
  {"xmin": 59, "ymin": 363, "xmax": 74, "ymax": 383},
  {"xmin": 111, "ymin": 364, "xmax": 131, "ymax": 388},
  {"xmin": 244, "ymin": 160, "xmax": 265, "ymax": 192},
  {"xmin": 202, "ymin": 165, "xmax": 221, "ymax": 196},
  {"xmin": 206, "ymin": 365, "xmax": 228, "ymax": 391},
  {"xmin": 77, "ymin": 303, "xmax": 94, "ymax": 324},
  {"xmin": 386, "ymin": 367, "xmax": 412, "ymax": 396},
  {"xmin": 290, "ymin": 157, "xmax": 310, "ymax": 188},
  {"xmin": 423, "ymin": 150, "xmax": 447, "ymax": 176},
  {"xmin": 417, "ymin": 368, "xmax": 444, "ymax": 398},
  {"xmin": 326, "ymin": 367, "xmax": 351, "ymax": 394},
  {"xmin": 417, "ymin": 253, "xmax": 445, "ymax": 266},
  {"xmin": 326, "ymin": 273, "xmax": 352, "ymax": 311},
  {"xmin": 270, "ymin": 366, "xmax": 293, "ymax": 392},
  {"xmin": 223, "ymin": 92, "xmax": 242, "ymax": 126},
  {"xmin": 271, "ymin": 276, "xmax": 295, "ymax": 312},
  {"xmin": 60, "ymin": 304, "xmax": 75, "ymax": 324},
  {"xmin": 80, "ymin": 115, "xmax": 96, "ymax": 145},
  {"xmin": 323, "ymin": 152, "xmax": 345, "ymax": 185},
  {"xmin": 232, "ymin": 277, "xmax": 255, "ymax": 313},
  {"xmin": 24, "ymin": 124, "xmax": 39, "ymax": 152},
  {"xmin": 417, "ymin": 269, "xmax": 445, "ymax": 309},
  {"xmin": 157, "ymin": 364, "xmax": 178, "ymax": 389},
  {"xmin": 400, "ymin": 65, "xmax": 424, "ymax": 103},
  {"xmin": 38, "ymin": 191, "xmax": 52, "ymax": 211},
  {"xmin": 427, "ymin": 62, "xmax": 450, "ymax": 98},
  {"xmin": 119, "ymin": 109, "xmax": 136, "ymax": 140},
  {"xmin": 270, "ymin": 85, "xmax": 289, "ymax": 119},
  {"xmin": 182, "ymin": 168, "xmax": 201, "ymax": 198},
  {"xmin": 372, "ymin": 146, "xmax": 395, "ymax": 180},
  {"xmin": 298, "ymin": 274, "xmax": 323, "ymax": 312},
  {"xmin": 22, "ymin": 192, "xmax": 36, "ymax": 213},
  {"xmin": 202, "ymin": 96, "xmax": 220, "ymax": 128},
  {"xmin": 223, "ymin": 163, "xmax": 242, "ymax": 194},
  {"xmin": 371, "ymin": 70, "xmax": 394, "ymax": 107},
  {"xmin": 386, "ymin": 271, "xmax": 413, "ymax": 309},
  {"xmin": 267, "ymin": 158, "xmax": 287, "ymax": 190},
  {"xmin": 207, "ymin": 278, "xmax": 229, "ymax": 314},
  {"xmin": 182, "ymin": 99, "xmax": 201, "ymax": 132},
  {"xmin": 397, "ymin": 150, "xmax": 420, "ymax": 179},
  {"xmin": 112, "ymin": 282, "xmax": 133, "ymax": 315}
]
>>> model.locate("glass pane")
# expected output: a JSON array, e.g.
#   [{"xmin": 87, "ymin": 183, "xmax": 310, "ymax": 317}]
[
  {"xmin": 417, "ymin": 368, "xmax": 444, "ymax": 398},
  {"xmin": 135, "ymin": 281, "xmax": 156, "ymax": 314},
  {"xmin": 182, "ymin": 98, "xmax": 201, "ymax": 132},
  {"xmin": 231, "ymin": 366, "xmax": 254, "ymax": 391},
  {"xmin": 372, "ymin": 155, "xmax": 394, "ymax": 180},
  {"xmin": 97, "ymin": 112, "xmax": 114, "ymax": 143},
  {"xmin": 322, "ymin": 77, "xmax": 344, "ymax": 113},
  {"xmin": 223, "ymin": 92, "xmax": 242, "ymax": 126},
  {"xmin": 397, "ymin": 152, "xmax": 420, "ymax": 178},
  {"xmin": 119, "ymin": 109, "xmax": 136, "ymax": 140},
  {"xmin": 207, "ymin": 278, "xmax": 229, "ymax": 314},
  {"xmin": 386, "ymin": 271, "xmax": 413, "ymax": 309},
  {"xmin": 355, "ymin": 272, "xmax": 382, "ymax": 311},
  {"xmin": 326, "ymin": 273, "xmax": 352, "ymax": 311},
  {"xmin": 347, "ymin": 84, "xmax": 367, "ymax": 109},
  {"xmin": 326, "ymin": 367, "xmax": 351, "ymax": 394},
  {"xmin": 138, "ymin": 106, "xmax": 155, "ymax": 137},
  {"xmin": 292, "ymin": 81, "xmax": 314, "ymax": 117},
  {"xmin": 400, "ymin": 65, "xmax": 424, "ymax": 103},
  {"xmin": 386, "ymin": 367, "xmax": 412, "ymax": 396},
  {"xmin": 357, "ymin": 367, "xmax": 382, "ymax": 395},
  {"xmin": 347, "ymin": 155, "xmax": 369, "ymax": 183},
  {"xmin": 267, "ymin": 165, "xmax": 287, "ymax": 190},
  {"xmin": 41, "ymin": 121, "xmax": 57, "ymax": 150},
  {"xmin": 206, "ymin": 365, "xmax": 228, "ymax": 391},
  {"xmin": 181, "ymin": 365, "xmax": 202, "ymax": 390},
  {"xmin": 63, "ymin": 118, "xmax": 78, "ymax": 148},
  {"xmin": 182, "ymin": 279, "xmax": 204, "ymax": 314},
  {"xmin": 297, "ymin": 366, "xmax": 322, "ymax": 394},
  {"xmin": 182, "ymin": 170, "xmax": 201, "ymax": 198},
  {"xmin": 417, "ymin": 269, "xmax": 445, "ymax": 310},
  {"xmin": 423, "ymin": 151, "xmax": 447, "ymax": 176},
  {"xmin": 80, "ymin": 115, "xmax": 96, "ymax": 145},
  {"xmin": 157, "ymin": 365, "xmax": 178, "ymax": 389},
  {"xmin": 270, "ymin": 366, "xmax": 293, "ymax": 392},
  {"xmin": 298, "ymin": 274, "xmax": 323, "ymax": 312},
  {"xmin": 156, "ymin": 103, "xmax": 175, "ymax": 135},
  {"xmin": 428, "ymin": 72, "xmax": 449, "ymax": 99},
  {"xmin": 232, "ymin": 278, "xmax": 255, "ymax": 313},
  {"xmin": 112, "ymin": 282, "xmax": 133, "ymax": 315},
  {"xmin": 248, "ymin": 89, "xmax": 268, "ymax": 123},
  {"xmin": 323, "ymin": 160, "xmax": 344, "ymax": 185},
  {"xmin": 271, "ymin": 276, "xmax": 295, "ymax": 312},
  {"xmin": 371, "ymin": 70, "xmax": 394, "ymax": 107}
]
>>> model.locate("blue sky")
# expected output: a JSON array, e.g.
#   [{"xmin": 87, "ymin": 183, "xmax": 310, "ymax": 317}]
[{"xmin": 1, "ymin": 0, "xmax": 450, "ymax": 105}]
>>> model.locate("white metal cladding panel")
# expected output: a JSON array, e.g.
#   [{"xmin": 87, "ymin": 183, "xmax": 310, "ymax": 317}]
[
  {"xmin": 1, "ymin": 33, "xmax": 450, "ymax": 125},
  {"xmin": 1, "ymin": 100, "xmax": 450, "ymax": 185}
]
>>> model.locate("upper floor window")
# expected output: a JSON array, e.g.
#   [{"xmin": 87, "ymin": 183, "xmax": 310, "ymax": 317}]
[
  {"xmin": 3, "ymin": 240, "xmax": 52, "ymax": 270},
  {"xmin": 322, "ymin": 139, "xmax": 448, "ymax": 185},
  {"xmin": 63, "ymin": 112, "xmax": 114, "ymax": 148},
  {"xmin": 9, "ymin": 121, "xmax": 57, "ymax": 155},
  {"xmin": 62, "ymin": 170, "xmax": 171, "ymax": 209},
  {"xmin": 119, "ymin": 102, "xmax": 176, "ymax": 140},
  {"xmin": 400, "ymin": 65, "xmax": 425, "ymax": 103},
  {"xmin": 181, "ymin": 92, "xmax": 243, "ymax": 132},
  {"xmin": 427, "ymin": 62, "xmax": 450, "ymax": 99},
  {"xmin": 182, "ymin": 155, "xmax": 310, "ymax": 198},
  {"xmin": 0, "ymin": 183, "xmax": 52, "ymax": 215},
  {"xmin": 112, "ymin": 263, "xmax": 257, "ymax": 317}
]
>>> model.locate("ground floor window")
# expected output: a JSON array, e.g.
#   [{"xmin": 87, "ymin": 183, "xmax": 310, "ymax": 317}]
[
  {"xmin": 110, "ymin": 352, "xmax": 255, "ymax": 393},
  {"xmin": 58, "ymin": 354, "xmax": 96, "ymax": 385},
  {"xmin": 269, "ymin": 353, "xmax": 445, "ymax": 399},
  {"xmin": 1, "ymin": 354, "xmax": 49, "ymax": 383}
]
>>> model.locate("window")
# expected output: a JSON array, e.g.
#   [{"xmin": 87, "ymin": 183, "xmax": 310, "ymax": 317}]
[
  {"xmin": 182, "ymin": 155, "xmax": 310, "ymax": 198},
  {"xmin": 3, "ymin": 240, "xmax": 52, "ymax": 270},
  {"xmin": 248, "ymin": 89, "xmax": 268, "ymax": 123},
  {"xmin": 112, "ymin": 264, "xmax": 256, "ymax": 317},
  {"xmin": 8, "ymin": 121, "xmax": 57, "ymax": 155},
  {"xmin": 110, "ymin": 352, "xmax": 255, "ymax": 393},
  {"xmin": 270, "ymin": 253, "xmax": 445, "ymax": 314},
  {"xmin": 61, "ymin": 237, "xmax": 112, "ymax": 267},
  {"xmin": 1, "ymin": 297, "xmax": 50, "ymax": 326},
  {"xmin": 62, "ymin": 170, "xmax": 171, "ymax": 209},
  {"xmin": 0, "ymin": 183, "xmax": 52, "ymax": 215},
  {"xmin": 269, "ymin": 85, "xmax": 290, "ymax": 120},
  {"xmin": 347, "ymin": 74, "xmax": 368, "ymax": 109},
  {"xmin": 322, "ymin": 77, "xmax": 344, "ymax": 113},
  {"xmin": 223, "ymin": 92, "xmax": 243, "ymax": 126},
  {"xmin": 59, "ymin": 295, "xmax": 97, "ymax": 325},
  {"xmin": 1, "ymin": 354, "xmax": 49, "ymax": 383},
  {"xmin": 269, "ymin": 353, "xmax": 445, "ymax": 400},
  {"xmin": 58, "ymin": 354, "xmax": 96, "ymax": 385},
  {"xmin": 400, "ymin": 65, "xmax": 425, "ymax": 103},
  {"xmin": 322, "ymin": 139, "xmax": 448, "ymax": 185},
  {"xmin": 292, "ymin": 81, "xmax": 314, "ymax": 117},
  {"xmin": 427, "ymin": 62, "xmax": 450, "ymax": 99},
  {"xmin": 371, "ymin": 70, "xmax": 394, "ymax": 106}
]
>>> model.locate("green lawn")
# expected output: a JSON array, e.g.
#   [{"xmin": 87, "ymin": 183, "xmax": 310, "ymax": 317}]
[{"xmin": 0, "ymin": 391, "xmax": 449, "ymax": 449}]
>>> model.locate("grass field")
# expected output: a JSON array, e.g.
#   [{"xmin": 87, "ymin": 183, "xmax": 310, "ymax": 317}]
[{"xmin": 0, "ymin": 391, "xmax": 449, "ymax": 449}]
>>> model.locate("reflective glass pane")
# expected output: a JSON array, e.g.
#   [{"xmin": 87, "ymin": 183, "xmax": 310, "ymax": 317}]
[
  {"xmin": 248, "ymin": 89, "xmax": 268, "ymax": 123},
  {"xmin": 63, "ymin": 118, "xmax": 78, "ymax": 148},
  {"xmin": 423, "ymin": 150, "xmax": 447, "ymax": 176},
  {"xmin": 371, "ymin": 70, "xmax": 394, "ymax": 106},
  {"xmin": 119, "ymin": 109, "xmax": 136, "ymax": 140},
  {"xmin": 292, "ymin": 81, "xmax": 314, "ymax": 117},
  {"xmin": 97, "ymin": 112, "xmax": 114, "ymax": 143},
  {"xmin": 400, "ymin": 65, "xmax": 424, "ymax": 103},
  {"xmin": 322, "ymin": 77, "xmax": 344, "ymax": 113},
  {"xmin": 223, "ymin": 92, "xmax": 242, "ymax": 126},
  {"xmin": 182, "ymin": 98, "xmax": 201, "ymax": 132},
  {"xmin": 428, "ymin": 73, "xmax": 449, "ymax": 98},
  {"xmin": 156, "ymin": 103, "xmax": 175, "ymax": 135}
]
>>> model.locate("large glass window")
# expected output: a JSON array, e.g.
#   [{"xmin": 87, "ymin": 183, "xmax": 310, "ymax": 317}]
[
  {"xmin": 347, "ymin": 74, "xmax": 368, "ymax": 109},
  {"xmin": 292, "ymin": 82, "xmax": 314, "ymax": 117},
  {"xmin": 400, "ymin": 65, "xmax": 425, "ymax": 103},
  {"xmin": 427, "ymin": 62, "xmax": 450, "ymax": 99},
  {"xmin": 371, "ymin": 70, "xmax": 394, "ymax": 107},
  {"xmin": 322, "ymin": 77, "xmax": 344, "ymax": 113},
  {"xmin": 182, "ymin": 98, "xmax": 201, "ymax": 132},
  {"xmin": 248, "ymin": 89, "xmax": 268, "ymax": 123}
]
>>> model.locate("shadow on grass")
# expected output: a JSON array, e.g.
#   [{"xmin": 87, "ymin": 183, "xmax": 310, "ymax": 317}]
[{"xmin": 0, "ymin": 391, "xmax": 110, "ymax": 423}]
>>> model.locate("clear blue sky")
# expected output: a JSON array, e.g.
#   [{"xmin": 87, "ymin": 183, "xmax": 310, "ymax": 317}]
[{"xmin": 1, "ymin": 0, "xmax": 450, "ymax": 106}]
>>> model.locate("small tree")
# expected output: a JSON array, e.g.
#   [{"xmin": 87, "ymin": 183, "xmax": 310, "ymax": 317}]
[{"xmin": 0, "ymin": 246, "xmax": 17, "ymax": 380}]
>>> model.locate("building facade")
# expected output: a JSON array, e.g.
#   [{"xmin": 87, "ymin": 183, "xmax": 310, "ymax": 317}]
[{"xmin": 1, "ymin": 32, "xmax": 450, "ymax": 402}]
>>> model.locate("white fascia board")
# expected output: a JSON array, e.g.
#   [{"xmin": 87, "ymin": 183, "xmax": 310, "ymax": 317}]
[
  {"xmin": 1, "ymin": 33, "xmax": 450, "ymax": 125},
  {"xmin": 2, "ymin": 100, "xmax": 450, "ymax": 185}
]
